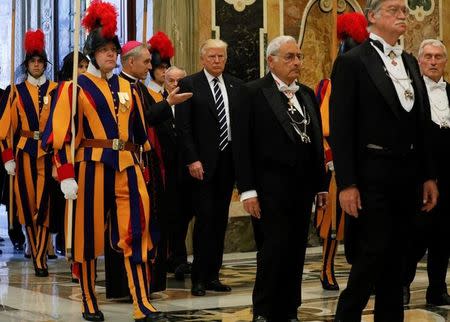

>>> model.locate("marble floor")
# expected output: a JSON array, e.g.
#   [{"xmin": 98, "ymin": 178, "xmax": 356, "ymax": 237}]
[{"xmin": 0, "ymin": 213, "xmax": 448, "ymax": 321}]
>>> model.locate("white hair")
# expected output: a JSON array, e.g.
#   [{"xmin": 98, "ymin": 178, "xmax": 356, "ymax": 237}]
[
  {"xmin": 364, "ymin": 0, "xmax": 386, "ymax": 28},
  {"xmin": 418, "ymin": 39, "xmax": 447, "ymax": 58},
  {"xmin": 165, "ymin": 66, "xmax": 187, "ymax": 78},
  {"xmin": 200, "ymin": 39, "xmax": 228, "ymax": 57},
  {"xmin": 266, "ymin": 35, "xmax": 297, "ymax": 58}
]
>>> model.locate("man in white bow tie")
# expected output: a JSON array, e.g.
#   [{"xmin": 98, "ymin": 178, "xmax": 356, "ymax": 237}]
[
  {"xmin": 330, "ymin": 0, "xmax": 439, "ymax": 321},
  {"xmin": 233, "ymin": 35, "xmax": 328, "ymax": 322},
  {"xmin": 402, "ymin": 39, "xmax": 450, "ymax": 307}
]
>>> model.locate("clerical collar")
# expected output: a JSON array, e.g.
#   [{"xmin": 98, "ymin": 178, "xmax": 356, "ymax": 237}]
[
  {"xmin": 121, "ymin": 71, "xmax": 138, "ymax": 83},
  {"xmin": 27, "ymin": 73, "xmax": 47, "ymax": 86},
  {"xmin": 87, "ymin": 62, "xmax": 114, "ymax": 80},
  {"xmin": 149, "ymin": 80, "xmax": 164, "ymax": 93}
]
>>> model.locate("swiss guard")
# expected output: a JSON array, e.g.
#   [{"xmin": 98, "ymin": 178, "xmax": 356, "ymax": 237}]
[
  {"xmin": 0, "ymin": 29, "xmax": 57, "ymax": 277},
  {"xmin": 41, "ymin": 0, "xmax": 168, "ymax": 321}
]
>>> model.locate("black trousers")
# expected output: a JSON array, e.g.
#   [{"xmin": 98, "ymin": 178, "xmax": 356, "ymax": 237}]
[
  {"xmin": 335, "ymin": 174, "xmax": 418, "ymax": 322},
  {"xmin": 191, "ymin": 147, "xmax": 234, "ymax": 283},
  {"xmin": 403, "ymin": 182, "xmax": 450, "ymax": 293},
  {"xmin": 252, "ymin": 167, "xmax": 314, "ymax": 320},
  {"xmin": 163, "ymin": 158, "xmax": 194, "ymax": 269}
]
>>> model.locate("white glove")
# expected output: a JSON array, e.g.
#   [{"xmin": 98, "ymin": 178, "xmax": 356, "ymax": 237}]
[
  {"xmin": 326, "ymin": 161, "xmax": 334, "ymax": 172},
  {"xmin": 60, "ymin": 178, "xmax": 78, "ymax": 200},
  {"xmin": 4, "ymin": 160, "xmax": 16, "ymax": 176}
]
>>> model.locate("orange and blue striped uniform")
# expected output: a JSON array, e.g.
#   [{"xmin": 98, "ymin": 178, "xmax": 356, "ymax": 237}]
[
  {"xmin": 315, "ymin": 79, "xmax": 344, "ymax": 289},
  {"xmin": 0, "ymin": 78, "xmax": 58, "ymax": 272},
  {"xmin": 42, "ymin": 69, "xmax": 158, "ymax": 319}
]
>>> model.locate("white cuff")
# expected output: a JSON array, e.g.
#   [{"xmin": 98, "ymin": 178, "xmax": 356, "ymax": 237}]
[{"xmin": 240, "ymin": 190, "xmax": 258, "ymax": 202}]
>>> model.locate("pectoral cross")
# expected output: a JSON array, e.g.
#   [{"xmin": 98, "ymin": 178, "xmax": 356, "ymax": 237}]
[{"xmin": 288, "ymin": 101, "xmax": 296, "ymax": 114}]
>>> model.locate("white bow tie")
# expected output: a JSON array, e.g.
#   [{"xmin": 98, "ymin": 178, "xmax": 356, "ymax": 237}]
[
  {"xmin": 384, "ymin": 45, "xmax": 403, "ymax": 58},
  {"xmin": 430, "ymin": 82, "xmax": 447, "ymax": 91},
  {"xmin": 278, "ymin": 83, "xmax": 299, "ymax": 95}
]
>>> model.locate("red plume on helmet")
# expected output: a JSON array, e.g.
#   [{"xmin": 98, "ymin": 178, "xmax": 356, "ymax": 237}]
[
  {"xmin": 24, "ymin": 29, "xmax": 45, "ymax": 56},
  {"xmin": 148, "ymin": 32, "xmax": 175, "ymax": 59},
  {"xmin": 337, "ymin": 12, "xmax": 368, "ymax": 44},
  {"xmin": 81, "ymin": 0, "xmax": 118, "ymax": 39}
]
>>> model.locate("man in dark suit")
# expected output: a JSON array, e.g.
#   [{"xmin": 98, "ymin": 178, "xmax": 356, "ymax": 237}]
[
  {"xmin": 158, "ymin": 66, "xmax": 194, "ymax": 280},
  {"xmin": 403, "ymin": 39, "xmax": 450, "ymax": 306},
  {"xmin": 234, "ymin": 35, "xmax": 328, "ymax": 322},
  {"xmin": 330, "ymin": 0, "xmax": 439, "ymax": 321},
  {"xmin": 176, "ymin": 38, "xmax": 243, "ymax": 296}
]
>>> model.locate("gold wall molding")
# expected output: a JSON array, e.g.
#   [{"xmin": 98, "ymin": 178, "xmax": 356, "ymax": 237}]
[
  {"xmin": 224, "ymin": 0, "xmax": 256, "ymax": 12},
  {"xmin": 297, "ymin": 0, "xmax": 363, "ymax": 47},
  {"xmin": 407, "ymin": 0, "xmax": 435, "ymax": 22}
]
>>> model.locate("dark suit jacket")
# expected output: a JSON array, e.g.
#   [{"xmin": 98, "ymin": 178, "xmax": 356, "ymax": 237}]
[
  {"xmin": 119, "ymin": 72, "xmax": 172, "ymax": 126},
  {"xmin": 175, "ymin": 70, "xmax": 243, "ymax": 180},
  {"xmin": 329, "ymin": 40, "xmax": 435, "ymax": 189},
  {"xmin": 233, "ymin": 73, "xmax": 327, "ymax": 195}
]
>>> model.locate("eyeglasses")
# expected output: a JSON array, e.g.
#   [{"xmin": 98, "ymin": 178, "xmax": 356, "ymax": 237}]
[
  {"xmin": 380, "ymin": 5, "xmax": 409, "ymax": 17},
  {"xmin": 272, "ymin": 53, "xmax": 304, "ymax": 63},
  {"xmin": 422, "ymin": 54, "xmax": 447, "ymax": 62}
]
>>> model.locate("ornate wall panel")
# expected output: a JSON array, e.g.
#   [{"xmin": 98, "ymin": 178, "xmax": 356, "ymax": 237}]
[{"xmin": 214, "ymin": 0, "xmax": 265, "ymax": 81}]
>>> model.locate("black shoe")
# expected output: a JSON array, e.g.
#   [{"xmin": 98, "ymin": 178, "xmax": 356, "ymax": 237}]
[
  {"xmin": 403, "ymin": 286, "xmax": 410, "ymax": 305},
  {"xmin": 426, "ymin": 289, "xmax": 450, "ymax": 306},
  {"xmin": 82, "ymin": 311, "xmax": 104, "ymax": 321},
  {"xmin": 135, "ymin": 311, "xmax": 169, "ymax": 321},
  {"xmin": 24, "ymin": 253, "xmax": 31, "ymax": 259},
  {"xmin": 35, "ymin": 268, "xmax": 49, "ymax": 277},
  {"xmin": 320, "ymin": 275, "xmax": 339, "ymax": 291},
  {"xmin": 253, "ymin": 316, "xmax": 270, "ymax": 322},
  {"xmin": 48, "ymin": 254, "xmax": 58, "ymax": 260},
  {"xmin": 191, "ymin": 282, "xmax": 206, "ymax": 296},
  {"xmin": 287, "ymin": 319, "xmax": 300, "ymax": 322},
  {"xmin": 205, "ymin": 279, "xmax": 231, "ymax": 292},
  {"xmin": 56, "ymin": 248, "xmax": 65, "ymax": 256},
  {"xmin": 174, "ymin": 262, "xmax": 191, "ymax": 281}
]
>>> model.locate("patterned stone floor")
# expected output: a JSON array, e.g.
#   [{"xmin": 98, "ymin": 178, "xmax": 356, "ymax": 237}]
[{"xmin": 0, "ymin": 240, "xmax": 448, "ymax": 322}]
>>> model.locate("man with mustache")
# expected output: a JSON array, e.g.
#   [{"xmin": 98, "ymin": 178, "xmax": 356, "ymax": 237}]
[
  {"xmin": 330, "ymin": 0, "xmax": 438, "ymax": 321},
  {"xmin": 234, "ymin": 35, "xmax": 328, "ymax": 322}
]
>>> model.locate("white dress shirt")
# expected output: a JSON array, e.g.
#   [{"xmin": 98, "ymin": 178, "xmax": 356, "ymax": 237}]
[
  {"xmin": 369, "ymin": 33, "xmax": 415, "ymax": 112},
  {"xmin": 424, "ymin": 76, "xmax": 450, "ymax": 128},
  {"xmin": 271, "ymin": 72, "xmax": 304, "ymax": 116}
]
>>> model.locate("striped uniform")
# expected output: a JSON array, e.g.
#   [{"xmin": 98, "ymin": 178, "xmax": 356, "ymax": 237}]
[
  {"xmin": 42, "ymin": 70, "xmax": 157, "ymax": 319},
  {"xmin": 0, "ymin": 78, "xmax": 58, "ymax": 271},
  {"xmin": 314, "ymin": 79, "xmax": 345, "ymax": 289}
]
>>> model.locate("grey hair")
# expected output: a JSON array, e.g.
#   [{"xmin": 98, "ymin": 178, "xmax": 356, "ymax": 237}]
[
  {"xmin": 266, "ymin": 35, "xmax": 297, "ymax": 58},
  {"xmin": 418, "ymin": 39, "xmax": 447, "ymax": 58},
  {"xmin": 165, "ymin": 66, "xmax": 187, "ymax": 78},
  {"xmin": 200, "ymin": 39, "xmax": 228, "ymax": 57},
  {"xmin": 120, "ymin": 44, "xmax": 149, "ymax": 65},
  {"xmin": 364, "ymin": 0, "xmax": 385, "ymax": 28}
]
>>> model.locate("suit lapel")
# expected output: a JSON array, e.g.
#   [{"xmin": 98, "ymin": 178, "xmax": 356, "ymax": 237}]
[
  {"xmin": 360, "ymin": 40, "xmax": 402, "ymax": 119},
  {"xmin": 446, "ymin": 82, "xmax": 450, "ymax": 106},
  {"xmin": 262, "ymin": 74, "xmax": 296, "ymax": 143},
  {"xmin": 223, "ymin": 74, "xmax": 236, "ymax": 119},
  {"xmin": 197, "ymin": 72, "xmax": 218, "ymax": 120}
]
